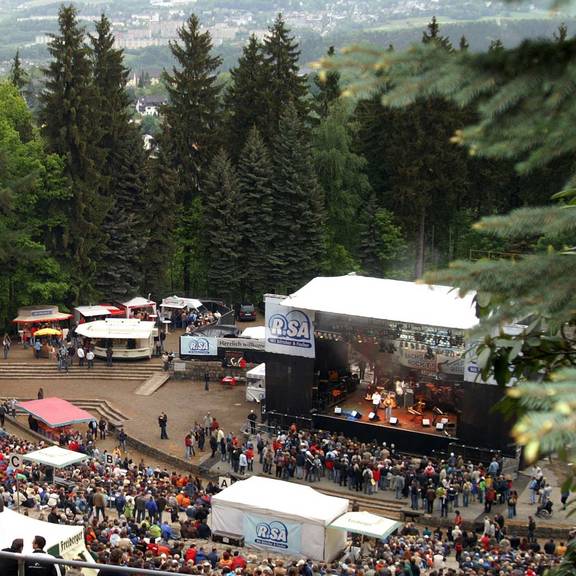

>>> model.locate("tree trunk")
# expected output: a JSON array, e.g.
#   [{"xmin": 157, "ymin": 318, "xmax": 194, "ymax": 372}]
[
  {"xmin": 415, "ymin": 206, "xmax": 426, "ymax": 279},
  {"xmin": 183, "ymin": 247, "xmax": 191, "ymax": 296}
]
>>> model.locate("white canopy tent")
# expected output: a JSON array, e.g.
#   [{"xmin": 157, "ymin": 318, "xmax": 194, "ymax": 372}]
[
  {"xmin": 329, "ymin": 511, "xmax": 401, "ymax": 540},
  {"xmin": 0, "ymin": 508, "xmax": 95, "ymax": 575},
  {"xmin": 24, "ymin": 445, "xmax": 89, "ymax": 469},
  {"xmin": 241, "ymin": 326, "xmax": 266, "ymax": 339},
  {"xmin": 211, "ymin": 476, "xmax": 348, "ymax": 560},
  {"xmin": 122, "ymin": 296, "xmax": 157, "ymax": 318},
  {"xmin": 74, "ymin": 305, "xmax": 112, "ymax": 320},
  {"xmin": 281, "ymin": 275, "xmax": 479, "ymax": 330},
  {"xmin": 246, "ymin": 362, "xmax": 265, "ymax": 402},
  {"xmin": 160, "ymin": 295, "xmax": 204, "ymax": 311}
]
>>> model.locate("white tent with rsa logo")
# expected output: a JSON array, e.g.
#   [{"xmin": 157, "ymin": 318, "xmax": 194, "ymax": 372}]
[{"xmin": 210, "ymin": 476, "xmax": 348, "ymax": 561}]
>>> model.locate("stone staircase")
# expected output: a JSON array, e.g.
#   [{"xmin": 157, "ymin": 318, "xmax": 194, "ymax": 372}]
[{"xmin": 0, "ymin": 361, "xmax": 162, "ymax": 381}]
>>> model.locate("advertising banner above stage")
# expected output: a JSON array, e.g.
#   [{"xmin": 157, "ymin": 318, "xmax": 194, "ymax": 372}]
[
  {"xmin": 265, "ymin": 295, "xmax": 315, "ymax": 358},
  {"xmin": 243, "ymin": 513, "xmax": 302, "ymax": 555},
  {"xmin": 180, "ymin": 335, "xmax": 218, "ymax": 357}
]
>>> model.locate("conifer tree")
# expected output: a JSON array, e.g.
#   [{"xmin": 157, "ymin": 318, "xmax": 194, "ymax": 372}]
[
  {"xmin": 459, "ymin": 36, "xmax": 469, "ymax": 52},
  {"xmin": 224, "ymin": 35, "xmax": 269, "ymax": 156},
  {"xmin": 9, "ymin": 51, "xmax": 27, "ymax": 93},
  {"xmin": 422, "ymin": 16, "xmax": 452, "ymax": 50},
  {"xmin": 94, "ymin": 129, "xmax": 148, "ymax": 299},
  {"xmin": 162, "ymin": 14, "xmax": 222, "ymax": 294},
  {"xmin": 203, "ymin": 149, "xmax": 240, "ymax": 302},
  {"xmin": 313, "ymin": 46, "xmax": 341, "ymax": 121},
  {"xmin": 271, "ymin": 102, "xmax": 324, "ymax": 291},
  {"xmin": 143, "ymin": 148, "xmax": 179, "ymax": 298},
  {"xmin": 89, "ymin": 14, "xmax": 147, "ymax": 298},
  {"xmin": 236, "ymin": 126, "xmax": 276, "ymax": 299},
  {"xmin": 39, "ymin": 4, "xmax": 104, "ymax": 301},
  {"xmin": 262, "ymin": 14, "xmax": 310, "ymax": 137}
]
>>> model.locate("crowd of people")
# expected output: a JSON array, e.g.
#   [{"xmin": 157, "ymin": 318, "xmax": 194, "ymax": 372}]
[{"xmin": 0, "ymin": 417, "xmax": 573, "ymax": 575}]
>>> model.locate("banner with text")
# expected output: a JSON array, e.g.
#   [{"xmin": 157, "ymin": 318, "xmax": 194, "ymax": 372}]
[
  {"xmin": 243, "ymin": 513, "xmax": 302, "ymax": 555},
  {"xmin": 265, "ymin": 296, "xmax": 315, "ymax": 358},
  {"xmin": 180, "ymin": 335, "xmax": 218, "ymax": 357}
]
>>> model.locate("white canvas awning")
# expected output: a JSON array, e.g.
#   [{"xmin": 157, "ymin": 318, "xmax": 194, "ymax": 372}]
[
  {"xmin": 281, "ymin": 275, "xmax": 478, "ymax": 330},
  {"xmin": 330, "ymin": 511, "xmax": 402, "ymax": 540},
  {"xmin": 24, "ymin": 445, "xmax": 89, "ymax": 469},
  {"xmin": 123, "ymin": 296, "xmax": 156, "ymax": 308},
  {"xmin": 75, "ymin": 318, "xmax": 155, "ymax": 340},
  {"xmin": 241, "ymin": 326, "xmax": 266, "ymax": 339},
  {"xmin": 160, "ymin": 295, "xmax": 203, "ymax": 310},
  {"xmin": 74, "ymin": 305, "xmax": 112, "ymax": 318},
  {"xmin": 246, "ymin": 362, "xmax": 265, "ymax": 378}
]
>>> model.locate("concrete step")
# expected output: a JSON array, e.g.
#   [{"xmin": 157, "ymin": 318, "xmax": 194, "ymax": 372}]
[{"xmin": 134, "ymin": 371, "xmax": 171, "ymax": 396}]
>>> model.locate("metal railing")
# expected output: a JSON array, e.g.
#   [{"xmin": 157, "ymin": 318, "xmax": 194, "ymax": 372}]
[{"xmin": 0, "ymin": 550, "xmax": 179, "ymax": 576}]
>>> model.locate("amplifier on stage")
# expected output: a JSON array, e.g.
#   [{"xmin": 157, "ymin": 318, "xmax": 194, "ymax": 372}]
[
  {"xmin": 404, "ymin": 389, "xmax": 414, "ymax": 409},
  {"xmin": 212, "ymin": 531, "xmax": 245, "ymax": 547}
]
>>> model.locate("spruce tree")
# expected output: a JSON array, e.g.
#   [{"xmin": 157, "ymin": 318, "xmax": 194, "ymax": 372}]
[
  {"xmin": 459, "ymin": 36, "xmax": 470, "ymax": 52},
  {"xmin": 203, "ymin": 149, "xmax": 240, "ymax": 302},
  {"xmin": 162, "ymin": 14, "xmax": 222, "ymax": 294},
  {"xmin": 39, "ymin": 4, "xmax": 104, "ymax": 302},
  {"xmin": 224, "ymin": 35, "xmax": 269, "ymax": 156},
  {"xmin": 90, "ymin": 13, "xmax": 147, "ymax": 298},
  {"xmin": 143, "ymin": 148, "xmax": 179, "ymax": 298},
  {"xmin": 271, "ymin": 102, "xmax": 324, "ymax": 291},
  {"xmin": 236, "ymin": 126, "xmax": 276, "ymax": 299},
  {"xmin": 262, "ymin": 14, "xmax": 310, "ymax": 137},
  {"xmin": 313, "ymin": 46, "xmax": 341, "ymax": 121},
  {"xmin": 422, "ymin": 16, "xmax": 452, "ymax": 50},
  {"xmin": 93, "ymin": 129, "xmax": 148, "ymax": 300},
  {"xmin": 10, "ymin": 50, "xmax": 27, "ymax": 93}
]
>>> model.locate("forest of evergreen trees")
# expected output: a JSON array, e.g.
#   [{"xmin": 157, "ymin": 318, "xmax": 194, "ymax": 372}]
[{"xmin": 0, "ymin": 6, "xmax": 570, "ymax": 327}]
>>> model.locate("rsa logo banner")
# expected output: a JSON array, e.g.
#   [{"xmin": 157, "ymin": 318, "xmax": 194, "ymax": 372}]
[
  {"xmin": 243, "ymin": 514, "xmax": 302, "ymax": 555},
  {"xmin": 180, "ymin": 335, "xmax": 218, "ymax": 356},
  {"xmin": 264, "ymin": 296, "xmax": 315, "ymax": 358}
]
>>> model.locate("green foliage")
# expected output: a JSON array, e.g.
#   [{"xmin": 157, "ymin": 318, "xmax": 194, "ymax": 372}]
[
  {"xmin": 203, "ymin": 149, "xmax": 240, "ymax": 302},
  {"xmin": 39, "ymin": 4, "xmax": 105, "ymax": 302},
  {"xmin": 9, "ymin": 50, "xmax": 27, "ymax": 93},
  {"xmin": 313, "ymin": 46, "xmax": 341, "ymax": 120},
  {"xmin": 236, "ymin": 127, "xmax": 277, "ymax": 300}
]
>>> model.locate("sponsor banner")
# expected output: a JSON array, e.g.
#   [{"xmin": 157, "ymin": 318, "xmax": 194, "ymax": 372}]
[
  {"xmin": 217, "ymin": 338, "xmax": 265, "ymax": 351},
  {"xmin": 397, "ymin": 348, "xmax": 437, "ymax": 373},
  {"xmin": 243, "ymin": 513, "xmax": 301, "ymax": 555},
  {"xmin": 436, "ymin": 353, "xmax": 465, "ymax": 375},
  {"xmin": 265, "ymin": 296, "xmax": 315, "ymax": 358},
  {"xmin": 180, "ymin": 335, "xmax": 218, "ymax": 356}
]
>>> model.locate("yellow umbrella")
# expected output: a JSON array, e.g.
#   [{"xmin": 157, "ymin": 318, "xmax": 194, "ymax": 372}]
[{"xmin": 34, "ymin": 328, "xmax": 62, "ymax": 337}]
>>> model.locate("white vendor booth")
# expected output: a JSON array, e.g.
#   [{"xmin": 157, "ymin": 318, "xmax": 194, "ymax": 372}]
[
  {"xmin": 0, "ymin": 508, "xmax": 96, "ymax": 575},
  {"xmin": 246, "ymin": 362, "xmax": 265, "ymax": 402},
  {"xmin": 211, "ymin": 476, "xmax": 348, "ymax": 560},
  {"xmin": 75, "ymin": 318, "xmax": 157, "ymax": 360}
]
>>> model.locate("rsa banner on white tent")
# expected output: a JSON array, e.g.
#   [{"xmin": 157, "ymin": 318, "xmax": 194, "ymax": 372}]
[
  {"xmin": 180, "ymin": 335, "xmax": 218, "ymax": 356},
  {"xmin": 265, "ymin": 295, "xmax": 315, "ymax": 358},
  {"xmin": 243, "ymin": 513, "xmax": 302, "ymax": 555}
]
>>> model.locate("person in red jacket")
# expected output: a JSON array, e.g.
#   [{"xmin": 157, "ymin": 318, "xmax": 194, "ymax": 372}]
[
  {"xmin": 230, "ymin": 551, "xmax": 247, "ymax": 570},
  {"xmin": 185, "ymin": 544, "xmax": 197, "ymax": 563}
]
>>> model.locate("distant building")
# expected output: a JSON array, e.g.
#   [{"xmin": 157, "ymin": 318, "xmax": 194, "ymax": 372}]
[{"xmin": 135, "ymin": 96, "xmax": 167, "ymax": 116}]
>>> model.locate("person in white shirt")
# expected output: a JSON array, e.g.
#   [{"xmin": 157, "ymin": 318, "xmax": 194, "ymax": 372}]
[
  {"xmin": 86, "ymin": 349, "xmax": 95, "ymax": 368},
  {"xmin": 77, "ymin": 346, "xmax": 85, "ymax": 367},
  {"xmin": 371, "ymin": 391, "xmax": 382, "ymax": 416},
  {"xmin": 239, "ymin": 452, "xmax": 248, "ymax": 475}
]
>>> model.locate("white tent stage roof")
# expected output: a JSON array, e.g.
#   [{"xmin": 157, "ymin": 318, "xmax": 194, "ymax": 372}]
[
  {"xmin": 24, "ymin": 445, "xmax": 89, "ymax": 469},
  {"xmin": 329, "ymin": 511, "xmax": 401, "ymax": 540},
  {"xmin": 74, "ymin": 305, "xmax": 112, "ymax": 318},
  {"xmin": 75, "ymin": 318, "xmax": 155, "ymax": 340},
  {"xmin": 241, "ymin": 326, "xmax": 266, "ymax": 340},
  {"xmin": 160, "ymin": 295, "xmax": 203, "ymax": 310},
  {"xmin": 281, "ymin": 275, "xmax": 479, "ymax": 330},
  {"xmin": 212, "ymin": 476, "xmax": 348, "ymax": 526},
  {"xmin": 246, "ymin": 362, "xmax": 266, "ymax": 378}
]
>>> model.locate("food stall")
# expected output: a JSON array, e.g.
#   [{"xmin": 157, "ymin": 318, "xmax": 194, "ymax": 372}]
[
  {"xmin": 74, "ymin": 305, "xmax": 112, "ymax": 324},
  {"xmin": 75, "ymin": 317, "xmax": 157, "ymax": 360},
  {"xmin": 122, "ymin": 296, "xmax": 157, "ymax": 319},
  {"xmin": 13, "ymin": 305, "xmax": 72, "ymax": 346},
  {"xmin": 17, "ymin": 397, "xmax": 95, "ymax": 442}
]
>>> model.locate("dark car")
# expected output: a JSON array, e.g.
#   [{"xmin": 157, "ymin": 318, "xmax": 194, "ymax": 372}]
[{"xmin": 237, "ymin": 304, "xmax": 257, "ymax": 321}]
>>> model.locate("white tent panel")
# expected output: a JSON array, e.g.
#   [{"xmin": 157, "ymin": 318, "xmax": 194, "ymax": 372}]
[
  {"xmin": 122, "ymin": 296, "xmax": 156, "ymax": 308},
  {"xmin": 281, "ymin": 275, "xmax": 478, "ymax": 330},
  {"xmin": 241, "ymin": 326, "xmax": 266, "ymax": 340},
  {"xmin": 246, "ymin": 363, "xmax": 266, "ymax": 379},
  {"xmin": 75, "ymin": 318, "xmax": 155, "ymax": 340},
  {"xmin": 0, "ymin": 508, "xmax": 95, "ymax": 574},
  {"xmin": 329, "ymin": 511, "xmax": 402, "ymax": 540},
  {"xmin": 24, "ymin": 446, "xmax": 89, "ymax": 469},
  {"xmin": 211, "ymin": 477, "xmax": 348, "ymax": 560},
  {"xmin": 160, "ymin": 295, "xmax": 203, "ymax": 310},
  {"xmin": 74, "ymin": 305, "xmax": 112, "ymax": 318}
]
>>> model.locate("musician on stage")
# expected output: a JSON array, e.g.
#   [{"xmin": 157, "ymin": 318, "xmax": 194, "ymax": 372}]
[
  {"xmin": 371, "ymin": 390, "xmax": 382, "ymax": 417},
  {"xmin": 384, "ymin": 392, "xmax": 393, "ymax": 422}
]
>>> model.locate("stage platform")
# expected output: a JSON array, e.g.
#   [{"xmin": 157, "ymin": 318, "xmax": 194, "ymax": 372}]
[{"xmin": 332, "ymin": 387, "xmax": 458, "ymax": 438}]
